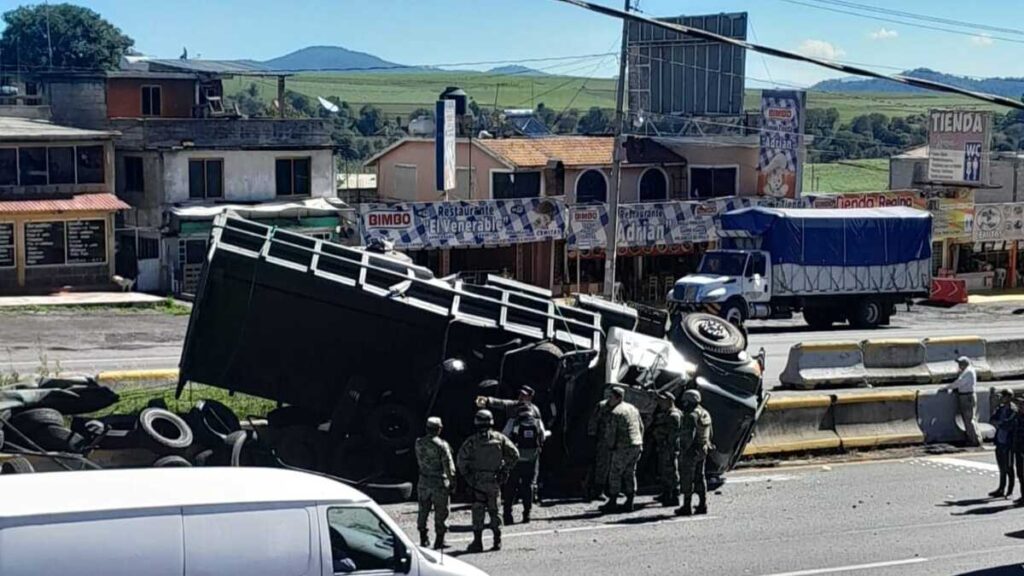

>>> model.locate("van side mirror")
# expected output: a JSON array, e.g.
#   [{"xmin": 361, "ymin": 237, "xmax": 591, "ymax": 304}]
[{"xmin": 394, "ymin": 538, "xmax": 412, "ymax": 574}]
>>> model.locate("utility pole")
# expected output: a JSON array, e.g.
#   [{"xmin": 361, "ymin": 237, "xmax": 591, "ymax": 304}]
[{"xmin": 603, "ymin": 0, "xmax": 630, "ymax": 301}]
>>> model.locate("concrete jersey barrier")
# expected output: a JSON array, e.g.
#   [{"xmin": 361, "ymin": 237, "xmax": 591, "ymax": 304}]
[
  {"xmin": 860, "ymin": 339, "xmax": 930, "ymax": 386},
  {"xmin": 832, "ymin": 390, "xmax": 923, "ymax": 449},
  {"xmin": 779, "ymin": 342, "xmax": 866, "ymax": 390},
  {"xmin": 743, "ymin": 395, "xmax": 840, "ymax": 456},
  {"xmin": 923, "ymin": 336, "xmax": 993, "ymax": 383},
  {"xmin": 986, "ymin": 339, "xmax": 1024, "ymax": 381}
]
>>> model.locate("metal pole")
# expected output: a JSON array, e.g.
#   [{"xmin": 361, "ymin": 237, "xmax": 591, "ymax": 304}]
[{"xmin": 602, "ymin": 0, "xmax": 631, "ymax": 301}]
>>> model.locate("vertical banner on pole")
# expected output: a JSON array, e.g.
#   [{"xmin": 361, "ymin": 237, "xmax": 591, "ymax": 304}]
[{"xmin": 436, "ymin": 99, "xmax": 457, "ymax": 193}]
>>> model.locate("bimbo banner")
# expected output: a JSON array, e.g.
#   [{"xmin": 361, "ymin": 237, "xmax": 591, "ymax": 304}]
[{"xmin": 757, "ymin": 90, "xmax": 806, "ymax": 199}]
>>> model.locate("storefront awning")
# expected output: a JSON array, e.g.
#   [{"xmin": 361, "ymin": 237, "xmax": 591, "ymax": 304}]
[{"xmin": 0, "ymin": 193, "xmax": 130, "ymax": 214}]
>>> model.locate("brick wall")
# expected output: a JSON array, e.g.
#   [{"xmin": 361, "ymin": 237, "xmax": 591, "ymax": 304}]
[
  {"xmin": 23, "ymin": 264, "xmax": 109, "ymax": 290},
  {"xmin": 107, "ymin": 78, "xmax": 195, "ymax": 118},
  {"xmin": 48, "ymin": 79, "xmax": 108, "ymax": 130}
]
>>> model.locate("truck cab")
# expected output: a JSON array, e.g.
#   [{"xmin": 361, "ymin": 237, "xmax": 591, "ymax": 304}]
[{"xmin": 669, "ymin": 249, "xmax": 771, "ymax": 325}]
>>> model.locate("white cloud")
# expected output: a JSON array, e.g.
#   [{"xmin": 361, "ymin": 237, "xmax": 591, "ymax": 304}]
[
  {"xmin": 796, "ymin": 39, "xmax": 846, "ymax": 60},
  {"xmin": 869, "ymin": 27, "xmax": 899, "ymax": 40},
  {"xmin": 971, "ymin": 34, "xmax": 994, "ymax": 47}
]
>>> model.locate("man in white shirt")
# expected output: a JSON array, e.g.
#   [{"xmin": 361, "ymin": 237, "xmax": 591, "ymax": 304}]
[{"xmin": 945, "ymin": 356, "xmax": 981, "ymax": 447}]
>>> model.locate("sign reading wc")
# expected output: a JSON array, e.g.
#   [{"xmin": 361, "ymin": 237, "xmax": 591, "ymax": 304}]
[{"xmin": 927, "ymin": 110, "xmax": 991, "ymax": 186}]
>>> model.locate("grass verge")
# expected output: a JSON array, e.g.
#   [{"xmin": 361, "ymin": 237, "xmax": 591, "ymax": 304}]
[
  {"xmin": 91, "ymin": 383, "xmax": 276, "ymax": 420},
  {"xmin": 0, "ymin": 297, "xmax": 191, "ymax": 316}
]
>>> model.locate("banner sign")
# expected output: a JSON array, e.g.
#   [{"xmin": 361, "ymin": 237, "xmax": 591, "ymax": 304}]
[
  {"xmin": 435, "ymin": 99, "xmax": 456, "ymax": 192},
  {"xmin": 757, "ymin": 90, "xmax": 806, "ymax": 199},
  {"xmin": 974, "ymin": 203, "xmax": 1024, "ymax": 242},
  {"xmin": 927, "ymin": 110, "xmax": 991, "ymax": 185},
  {"xmin": 809, "ymin": 189, "xmax": 974, "ymax": 240},
  {"xmin": 360, "ymin": 198, "xmax": 566, "ymax": 249},
  {"xmin": 567, "ymin": 204, "xmax": 608, "ymax": 250}
]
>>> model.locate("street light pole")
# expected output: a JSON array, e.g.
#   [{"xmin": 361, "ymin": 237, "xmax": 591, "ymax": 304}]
[{"xmin": 603, "ymin": 0, "xmax": 631, "ymax": 301}]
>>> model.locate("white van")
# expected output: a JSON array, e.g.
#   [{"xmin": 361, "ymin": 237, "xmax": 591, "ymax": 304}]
[{"xmin": 0, "ymin": 467, "xmax": 486, "ymax": 576}]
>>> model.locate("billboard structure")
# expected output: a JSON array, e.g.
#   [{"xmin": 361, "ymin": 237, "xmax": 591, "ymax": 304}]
[
  {"xmin": 927, "ymin": 110, "xmax": 991, "ymax": 186},
  {"xmin": 757, "ymin": 90, "xmax": 806, "ymax": 199},
  {"xmin": 626, "ymin": 12, "xmax": 747, "ymax": 119}
]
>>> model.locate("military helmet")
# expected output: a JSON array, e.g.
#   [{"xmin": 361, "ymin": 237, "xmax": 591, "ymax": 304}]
[
  {"xmin": 682, "ymin": 389, "xmax": 702, "ymax": 404},
  {"xmin": 425, "ymin": 416, "xmax": 443, "ymax": 432},
  {"xmin": 474, "ymin": 409, "xmax": 494, "ymax": 426}
]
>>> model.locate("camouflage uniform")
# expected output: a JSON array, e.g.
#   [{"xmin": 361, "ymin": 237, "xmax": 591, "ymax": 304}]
[
  {"xmin": 457, "ymin": 429, "xmax": 520, "ymax": 534},
  {"xmin": 678, "ymin": 405, "xmax": 713, "ymax": 511},
  {"xmin": 649, "ymin": 402, "xmax": 683, "ymax": 501},
  {"xmin": 414, "ymin": 433, "xmax": 455, "ymax": 544},
  {"xmin": 587, "ymin": 399, "xmax": 613, "ymax": 498},
  {"xmin": 605, "ymin": 399, "xmax": 644, "ymax": 501}
]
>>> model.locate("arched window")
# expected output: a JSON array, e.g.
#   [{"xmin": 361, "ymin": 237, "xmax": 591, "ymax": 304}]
[
  {"xmin": 575, "ymin": 169, "xmax": 608, "ymax": 204},
  {"xmin": 638, "ymin": 168, "xmax": 668, "ymax": 202}
]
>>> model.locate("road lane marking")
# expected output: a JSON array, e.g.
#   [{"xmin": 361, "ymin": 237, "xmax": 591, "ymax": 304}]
[
  {"xmin": 727, "ymin": 474, "xmax": 795, "ymax": 484},
  {"xmin": 448, "ymin": 515, "xmax": 717, "ymax": 543},
  {"xmin": 760, "ymin": 558, "xmax": 928, "ymax": 576},
  {"xmin": 928, "ymin": 457, "xmax": 999, "ymax": 472}
]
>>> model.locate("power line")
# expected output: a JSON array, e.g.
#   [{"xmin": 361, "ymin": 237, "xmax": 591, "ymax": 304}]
[
  {"xmin": 807, "ymin": 0, "xmax": 1024, "ymax": 37},
  {"xmin": 773, "ymin": 0, "xmax": 1024, "ymax": 45},
  {"xmin": 553, "ymin": 0, "xmax": 1024, "ymax": 110}
]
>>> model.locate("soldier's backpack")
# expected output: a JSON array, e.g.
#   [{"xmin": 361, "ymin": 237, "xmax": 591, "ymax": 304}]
[{"xmin": 510, "ymin": 408, "xmax": 541, "ymax": 450}]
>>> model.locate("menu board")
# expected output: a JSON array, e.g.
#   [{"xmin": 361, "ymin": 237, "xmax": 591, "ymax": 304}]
[
  {"xmin": 66, "ymin": 219, "xmax": 106, "ymax": 264},
  {"xmin": 24, "ymin": 221, "xmax": 66, "ymax": 267},
  {"xmin": 0, "ymin": 222, "xmax": 12, "ymax": 268}
]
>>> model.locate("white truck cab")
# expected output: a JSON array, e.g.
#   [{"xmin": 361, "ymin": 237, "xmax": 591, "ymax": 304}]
[
  {"xmin": 670, "ymin": 249, "xmax": 770, "ymax": 325},
  {"xmin": 0, "ymin": 467, "xmax": 487, "ymax": 576}
]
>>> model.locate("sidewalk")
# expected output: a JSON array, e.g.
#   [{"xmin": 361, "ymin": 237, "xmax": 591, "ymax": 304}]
[
  {"xmin": 968, "ymin": 292, "xmax": 1024, "ymax": 304},
  {"xmin": 0, "ymin": 291, "xmax": 166, "ymax": 308}
]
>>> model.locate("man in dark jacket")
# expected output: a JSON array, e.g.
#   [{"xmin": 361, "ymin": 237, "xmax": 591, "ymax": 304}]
[
  {"xmin": 1012, "ymin": 396, "xmax": 1024, "ymax": 506},
  {"xmin": 991, "ymin": 389, "xmax": 1017, "ymax": 498}
]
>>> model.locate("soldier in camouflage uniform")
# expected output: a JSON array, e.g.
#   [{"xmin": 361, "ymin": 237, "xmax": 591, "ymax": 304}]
[
  {"xmin": 649, "ymin": 391, "xmax": 683, "ymax": 507},
  {"xmin": 414, "ymin": 416, "xmax": 455, "ymax": 550},
  {"xmin": 586, "ymin": 392, "xmax": 613, "ymax": 500},
  {"xmin": 600, "ymin": 386, "xmax": 644, "ymax": 514},
  {"xmin": 676, "ymin": 389, "xmax": 714, "ymax": 517},
  {"xmin": 457, "ymin": 409, "xmax": 520, "ymax": 553}
]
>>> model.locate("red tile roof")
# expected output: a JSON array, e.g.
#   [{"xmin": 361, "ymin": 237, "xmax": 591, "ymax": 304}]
[
  {"xmin": 0, "ymin": 193, "xmax": 130, "ymax": 214},
  {"xmin": 477, "ymin": 136, "xmax": 614, "ymax": 168}
]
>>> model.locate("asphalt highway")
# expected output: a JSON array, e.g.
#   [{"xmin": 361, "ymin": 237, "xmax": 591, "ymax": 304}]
[{"xmin": 386, "ymin": 450, "xmax": 1024, "ymax": 576}]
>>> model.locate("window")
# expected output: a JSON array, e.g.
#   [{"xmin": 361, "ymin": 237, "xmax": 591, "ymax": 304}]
[
  {"xmin": 138, "ymin": 235, "xmax": 160, "ymax": 260},
  {"xmin": 276, "ymin": 157, "xmax": 312, "ymax": 196},
  {"xmin": 47, "ymin": 147, "xmax": 76, "ymax": 185},
  {"xmin": 689, "ymin": 166, "xmax": 737, "ymax": 199},
  {"xmin": 141, "ymin": 85, "xmax": 162, "ymax": 116},
  {"xmin": 638, "ymin": 168, "xmax": 668, "ymax": 202},
  {"xmin": 0, "ymin": 149, "xmax": 16, "ymax": 185},
  {"xmin": 125, "ymin": 156, "xmax": 144, "ymax": 192},
  {"xmin": 188, "ymin": 159, "xmax": 223, "ymax": 199},
  {"xmin": 454, "ymin": 167, "xmax": 476, "ymax": 200},
  {"xmin": 76, "ymin": 146, "xmax": 105, "ymax": 184},
  {"xmin": 575, "ymin": 169, "xmax": 607, "ymax": 204},
  {"xmin": 326, "ymin": 507, "xmax": 402, "ymax": 574},
  {"xmin": 747, "ymin": 253, "xmax": 766, "ymax": 278},
  {"xmin": 19, "ymin": 147, "xmax": 47, "ymax": 185},
  {"xmin": 184, "ymin": 239, "xmax": 208, "ymax": 264},
  {"xmin": 492, "ymin": 171, "xmax": 541, "ymax": 199}
]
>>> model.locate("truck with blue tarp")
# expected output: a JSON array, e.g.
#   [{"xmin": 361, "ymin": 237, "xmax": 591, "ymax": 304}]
[{"xmin": 668, "ymin": 207, "xmax": 933, "ymax": 329}]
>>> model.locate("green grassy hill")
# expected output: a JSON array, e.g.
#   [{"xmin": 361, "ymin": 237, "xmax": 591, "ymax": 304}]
[
  {"xmin": 803, "ymin": 159, "xmax": 890, "ymax": 193},
  {"xmin": 227, "ymin": 71, "xmax": 1007, "ymax": 123}
]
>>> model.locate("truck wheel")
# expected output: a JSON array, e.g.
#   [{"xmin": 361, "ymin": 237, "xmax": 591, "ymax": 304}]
[
  {"xmin": 802, "ymin": 308, "xmax": 835, "ymax": 329},
  {"xmin": 850, "ymin": 299, "xmax": 883, "ymax": 328},
  {"xmin": 0, "ymin": 456, "xmax": 34, "ymax": 474},
  {"xmin": 680, "ymin": 313, "xmax": 747, "ymax": 357},
  {"xmin": 720, "ymin": 300, "xmax": 746, "ymax": 328}
]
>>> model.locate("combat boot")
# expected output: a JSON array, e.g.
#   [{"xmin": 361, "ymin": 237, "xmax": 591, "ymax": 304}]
[
  {"xmin": 419, "ymin": 530, "xmax": 429, "ymax": 547},
  {"xmin": 433, "ymin": 529, "xmax": 447, "ymax": 550},
  {"xmin": 492, "ymin": 527, "xmax": 502, "ymax": 551},
  {"xmin": 663, "ymin": 494, "xmax": 680, "ymax": 507},
  {"xmin": 467, "ymin": 532, "xmax": 484, "ymax": 553},
  {"xmin": 622, "ymin": 494, "xmax": 635, "ymax": 512},
  {"xmin": 599, "ymin": 495, "xmax": 619, "ymax": 514},
  {"xmin": 694, "ymin": 495, "xmax": 708, "ymax": 515},
  {"xmin": 522, "ymin": 508, "xmax": 531, "ymax": 524},
  {"xmin": 675, "ymin": 496, "xmax": 692, "ymax": 517},
  {"xmin": 502, "ymin": 508, "xmax": 514, "ymax": 526}
]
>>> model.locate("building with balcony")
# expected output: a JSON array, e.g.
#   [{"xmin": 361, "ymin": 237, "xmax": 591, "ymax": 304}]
[
  {"xmin": 33, "ymin": 59, "xmax": 339, "ymax": 294},
  {"xmin": 0, "ymin": 116, "xmax": 128, "ymax": 293}
]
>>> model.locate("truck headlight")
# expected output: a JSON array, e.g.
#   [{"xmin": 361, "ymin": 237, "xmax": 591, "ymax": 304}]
[{"xmin": 704, "ymin": 287, "xmax": 727, "ymax": 300}]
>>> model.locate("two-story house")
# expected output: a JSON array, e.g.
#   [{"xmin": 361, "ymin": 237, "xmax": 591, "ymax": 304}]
[{"xmin": 40, "ymin": 59, "xmax": 341, "ymax": 295}]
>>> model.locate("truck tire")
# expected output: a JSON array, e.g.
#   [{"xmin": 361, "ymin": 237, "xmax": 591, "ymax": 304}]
[
  {"xmin": 365, "ymin": 403, "xmax": 417, "ymax": 450},
  {"xmin": 138, "ymin": 408, "xmax": 194, "ymax": 455},
  {"xmin": 152, "ymin": 455, "xmax": 192, "ymax": 467},
  {"xmin": 187, "ymin": 400, "xmax": 241, "ymax": 448},
  {"xmin": 680, "ymin": 313, "xmax": 747, "ymax": 357},
  {"xmin": 10, "ymin": 408, "xmax": 66, "ymax": 432},
  {"xmin": 0, "ymin": 456, "xmax": 34, "ymax": 474},
  {"xmin": 802, "ymin": 307, "xmax": 836, "ymax": 329},
  {"xmin": 850, "ymin": 299, "xmax": 883, "ymax": 328},
  {"xmin": 720, "ymin": 299, "xmax": 746, "ymax": 328}
]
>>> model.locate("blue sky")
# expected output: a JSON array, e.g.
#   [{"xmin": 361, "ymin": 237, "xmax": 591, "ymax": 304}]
[{"xmin": 1, "ymin": 0, "xmax": 1020, "ymax": 87}]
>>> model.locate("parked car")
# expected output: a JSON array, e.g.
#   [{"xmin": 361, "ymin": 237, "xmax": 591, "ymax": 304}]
[{"xmin": 0, "ymin": 467, "xmax": 487, "ymax": 576}]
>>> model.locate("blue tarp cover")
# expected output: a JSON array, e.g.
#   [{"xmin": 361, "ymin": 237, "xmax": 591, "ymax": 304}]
[{"xmin": 719, "ymin": 207, "xmax": 932, "ymax": 266}]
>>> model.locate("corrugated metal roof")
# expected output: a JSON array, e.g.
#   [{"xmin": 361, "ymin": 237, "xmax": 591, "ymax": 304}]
[
  {"xmin": 144, "ymin": 59, "xmax": 274, "ymax": 75},
  {"xmin": 0, "ymin": 193, "xmax": 130, "ymax": 214},
  {"xmin": 0, "ymin": 117, "xmax": 117, "ymax": 141}
]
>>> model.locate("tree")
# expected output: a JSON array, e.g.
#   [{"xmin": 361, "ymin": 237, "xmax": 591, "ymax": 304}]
[
  {"xmin": 535, "ymin": 102, "xmax": 557, "ymax": 128},
  {"xmin": 285, "ymin": 90, "xmax": 313, "ymax": 117},
  {"xmin": 409, "ymin": 107, "xmax": 434, "ymax": 121},
  {"xmin": 0, "ymin": 4, "xmax": 133, "ymax": 71},
  {"xmin": 357, "ymin": 104, "xmax": 384, "ymax": 136},
  {"xmin": 577, "ymin": 107, "xmax": 612, "ymax": 134},
  {"xmin": 227, "ymin": 82, "xmax": 269, "ymax": 117},
  {"xmin": 555, "ymin": 109, "xmax": 579, "ymax": 134}
]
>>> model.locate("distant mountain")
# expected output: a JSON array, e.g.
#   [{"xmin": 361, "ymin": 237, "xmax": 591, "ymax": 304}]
[
  {"xmin": 487, "ymin": 65, "xmax": 549, "ymax": 76},
  {"xmin": 811, "ymin": 68, "xmax": 1024, "ymax": 98},
  {"xmin": 263, "ymin": 45, "xmax": 405, "ymax": 72}
]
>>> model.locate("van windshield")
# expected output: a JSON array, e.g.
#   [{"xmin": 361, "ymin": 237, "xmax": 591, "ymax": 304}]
[{"xmin": 699, "ymin": 252, "xmax": 748, "ymax": 276}]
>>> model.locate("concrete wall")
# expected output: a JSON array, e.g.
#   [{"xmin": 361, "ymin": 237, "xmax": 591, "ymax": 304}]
[
  {"xmin": 374, "ymin": 140, "xmax": 507, "ymax": 201},
  {"xmin": 115, "ymin": 151, "xmax": 166, "ymax": 229},
  {"xmin": 162, "ymin": 148, "xmax": 335, "ymax": 204},
  {"xmin": 680, "ymin": 144, "xmax": 760, "ymax": 196},
  {"xmin": 47, "ymin": 78, "xmax": 108, "ymax": 129},
  {"xmin": 107, "ymin": 78, "xmax": 195, "ymax": 118}
]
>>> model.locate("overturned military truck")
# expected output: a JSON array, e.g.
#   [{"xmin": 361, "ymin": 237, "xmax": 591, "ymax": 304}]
[{"xmin": 178, "ymin": 214, "xmax": 767, "ymax": 494}]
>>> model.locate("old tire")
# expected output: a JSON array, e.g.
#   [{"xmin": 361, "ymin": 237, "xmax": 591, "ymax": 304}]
[
  {"xmin": 680, "ymin": 313, "xmax": 747, "ymax": 357},
  {"xmin": 272, "ymin": 426, "xmax": 322, "ymax": 470},
  {"xmin": 849, "ymin": 299, "xmax": 883, "ymax": 329},
  {"xmin": 0, "ymin": 456, "xmax": 35, "ymax": 474},
  {"xmin": 153, "ymin": 455, "xmax": 192, "ymax": 467},
  {"xmin": 193, "ymin": 449, "xmax": 215, "ymax": 467},
  {"xmin": 27, "ymin": 425, "xmax": 86, "ymax": 453},
  {"xmin": 224, "ymin": 430, "xmax": 256, "ymax": 467},
  {"xmin": 187, "ymin": 399, "xmax": 241, "ymax": 448},
  {"xmin": 365, "ymin": 403, "xmax": 417, "ymax": 450},
  {"xmin": 11, "ymin": 408, "xmax": 66, "ymax": 432},
  {"xmin": 138, "ymin": 408, "xmax": 194, "ymax": 455},
  {"xmin": 720, "ymin": 299, "xmax": 746, "ymax": 328}
]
